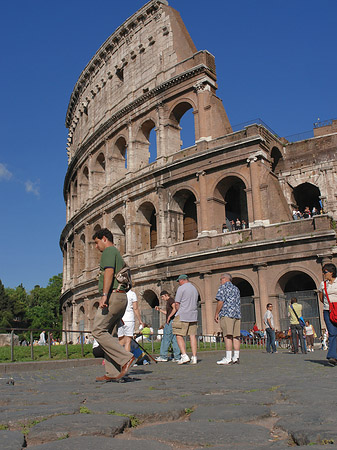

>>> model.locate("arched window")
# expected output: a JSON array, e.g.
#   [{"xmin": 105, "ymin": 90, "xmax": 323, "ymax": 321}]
[
  {"xmin": 171, "ymin": 190, "xmax": 198, "ymax": 242},
  {"xmin": 114, "ymin": 136, "xmax": 128, "ymax": 171},
  {"xmin": 80, "ymin": 166, "xmax": 89, "ymax": 206},
  {"xmin": 293, "ymin": 183, "xmax": 321, "ymax": 214},
  {"xmin": 137, "ymin": 202, "xmax": 157, "ymax": 251},
  {"xmin": 92, "ymin": 152, "xmax": 106, "ymax": 193},
  {"xmin": 277, "ymin": 271, "xmax": 320, "ymax": 333},
  {"xmin": 232, "ymin": 278, "xmax": 255, "ymax": 331},
  {"xmin": 77, "ymin": 234, "xmax": 86, "ymax": 274},
  {"xmin": 111, "ymin": 214, "xmax": 126, "ymax": 255},
  {"xmin": 271, "ymin": 147, "xmax": 283, "ymax": 173},
  {"xmin": 213, "ymin": 177, "xmax": 248, "ymax": 232},
  {"xmin": 135, "ymin": 119, "xmax": 157, "ymax": 167},
  {"xmin": 168, "ymin": 102, "xmax": 195, "ymax": 153}
]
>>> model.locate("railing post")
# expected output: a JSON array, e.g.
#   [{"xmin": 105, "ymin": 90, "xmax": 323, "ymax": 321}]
[
  {"xmin": 48, "ymin": 331, "xmax": 52, "ymax": 358},
  {"xmin": 151, "ymin": 334, "xmax": 154, "ymax": 353},
  {"xmin": 65, "ymin": 331, "xmax": 69, "ymax": 359},
  {"xmin": 11, "ymin": 330, "xmax": 14, "ymax": 362},
  {"xmin": 80, "ymin": 332, "xmax": 84, "ymax": 357},
  {"xmin": 30, "ymin": 331, "xmax": 34, "ymax": 360}
]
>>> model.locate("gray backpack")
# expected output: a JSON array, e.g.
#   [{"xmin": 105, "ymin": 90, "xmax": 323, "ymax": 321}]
[{"xmin": 115, "ymin": 264, "xmax": 132, "ymax": 292}]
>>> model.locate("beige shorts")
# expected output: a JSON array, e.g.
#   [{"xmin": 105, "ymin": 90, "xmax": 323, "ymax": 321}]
[
  {"xmin": 220, "ymin": 316, "xmax": 241, "ymax": 338},
  {"xmin": 172, "ymin": 316, "xmax": 198, "ymax": 336}
]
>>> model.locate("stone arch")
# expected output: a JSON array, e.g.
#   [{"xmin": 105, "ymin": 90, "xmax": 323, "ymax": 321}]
[
  {"xmin": 142, "ymin": 289, "xmax": 160, "ymax": 333},
  {"xmin": 170, "ymin": 189, "xmax": 198, "ymax": 242},
  {"xmin": 111, "ymin": 213, "xmax": 126, "ymax": 255},
  {"xmin": 292, "ymin": 182, "xmax": 321, "ymax": 214},
  {"xmin": 168, "ymin": 100, "xmax": 196, "ymax": 152},
  {"xmin": 275, "ymin": 270, "xmax": 321, "ymax": 333},
  {"xmin": 77, "ymin": 233, "xmax": 86, "ymax": 274},
  {"xmin": 271, "ymin": 146, "xmax": 283, "ymax": 173},
  {"xmin": 112, "ymin": 135, "xmax": 128, "ymax": 177},
  {"xmin": 71, "ymin": 175, "xmax": 78, "ymax": 214},
  {"xmin": 78, "ymin": 304, "xmax": 85, "ymax": 332},
  {"xmin": 135, "ymin": 118, "xmax": 157, "ymax": 167},
  {"xmin": 137, "ymin": 202, "xmax": 157, "ymax": 251},
  {"xmin": 232, "ymin": 277, "xmax": 255, "ymax": 331},
  {"xmin": 213, "ymin": 176, "xmax": 248, "ymax": 232},
  {"xmin": 92, "ymin": 152, "xmax": 106, "ymax": 193},
  {"xmin": 80, "ymin": 166, "xmax": 89, "ymax": 206}
]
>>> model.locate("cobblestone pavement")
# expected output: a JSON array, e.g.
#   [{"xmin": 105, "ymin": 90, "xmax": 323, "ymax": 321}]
[{"xmin": 1, "ymin": 349, "xmax": 337, "ymax": 449}]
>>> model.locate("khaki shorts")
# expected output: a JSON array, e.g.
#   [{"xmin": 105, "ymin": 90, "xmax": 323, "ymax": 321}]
[
  {"xmin": 172, "ymin": 316, "xmax": 198, "ymax": 336},
  {"xmin": 220, "ymin": 316, "xmax": 241, "ymax": 338}
]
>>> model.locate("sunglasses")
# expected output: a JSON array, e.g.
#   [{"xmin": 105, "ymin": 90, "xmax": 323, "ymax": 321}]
[{"xmin": 323, "ymin": 270, "xmax": 331, "ymax": 274}]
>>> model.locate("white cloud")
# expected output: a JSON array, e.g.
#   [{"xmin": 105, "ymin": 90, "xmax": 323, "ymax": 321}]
[
  {"xmin": 25, "ymin": 180, "xmax": 40, "ymax": 197},
  {"xmin": 0, "ymin": 163, "xmax": 12, "ymax": 181}
]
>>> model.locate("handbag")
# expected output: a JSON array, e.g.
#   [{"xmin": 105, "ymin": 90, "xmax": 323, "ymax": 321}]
[
  {"xmin": 290, "ymin": 305, "xmax": 305, "ymax": 328},
  {"xmin": 323, "ymin": 282, "xmax": 337, "ymax": 325}
]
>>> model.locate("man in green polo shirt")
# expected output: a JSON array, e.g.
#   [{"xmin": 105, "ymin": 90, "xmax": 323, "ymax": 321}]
[{"xmin": 92, "ymin": 228, "xmax": 135, "ymax": 381}]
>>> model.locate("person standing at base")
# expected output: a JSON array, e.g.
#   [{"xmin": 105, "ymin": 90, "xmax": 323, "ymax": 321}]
[
  {"xmin": 263, "ymin": 303, "xmax": 277, "ymax": 354},
  {"xmin": 117, "ymin": 289, "xmax": 144, "ymax": 352},
  {"xmin": 155, "ymin": 290, "xmax": 181, "ymax": 362},
  {"xmin": 214, "ymin": 273, "xmax": 241, "ymax": 365},
  {"xmin": 172, "ymin": 275, "xmax": 198, "ymax": 364},
  {"xmin": 318, "ymin": 263, "xmax": 337, "ymax": 366},
  {"xmin": 288, "ymin": 297, "xmax": 306, "ymax": 354},
  {"xmin": 91, "ymin": 228, "xmax": 135, "ymax": 382}
]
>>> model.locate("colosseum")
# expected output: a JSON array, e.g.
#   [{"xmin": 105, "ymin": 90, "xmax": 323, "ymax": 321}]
[{"xmin": 60, "ymin": 0, "xmax": 337, "ymax": 340}]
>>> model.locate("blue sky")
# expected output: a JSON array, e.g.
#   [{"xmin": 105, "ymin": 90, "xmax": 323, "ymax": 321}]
[{"xmin": 0, "ymin": 0, "xmax": 336, "ymax": 291}]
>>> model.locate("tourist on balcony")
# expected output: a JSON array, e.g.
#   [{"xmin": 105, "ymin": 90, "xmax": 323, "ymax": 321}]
[{"xmin": 235, "ymin": 218, "xmax": 241, "ymax": 230}]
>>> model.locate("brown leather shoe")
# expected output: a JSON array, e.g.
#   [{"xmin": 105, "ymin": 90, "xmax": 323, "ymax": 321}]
[
  {"xmin": 115, "ymin": 356, "xmax": 135, "ymax": 380},
  {"xmin": 95, "ymin": 374, "xmax": 117, "ymax": 382}
]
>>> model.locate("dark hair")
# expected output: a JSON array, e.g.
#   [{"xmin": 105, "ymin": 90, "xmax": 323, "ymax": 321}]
[
  {"xmin": 160, "ymin": 290, "xmax": 169, "ymax": 296},
  {"xmin": 291, "ymin": 297, "xmax": 297, "ymax": 304},
  {"xmin": 266, "ymin": 303, "xmax": 272, "ymax": 308},
  {"xmin": 322, "ymin": 263, "xmax": 337, "ymax": 278},
  {"xmin": 92, "ymin": 228, "xmax": 113, "ymax": 243}
]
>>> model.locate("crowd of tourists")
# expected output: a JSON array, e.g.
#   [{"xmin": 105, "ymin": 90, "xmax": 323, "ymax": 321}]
[{"xmin": 292, "ymin": 206, "xmax": 322, "ymax": 220}]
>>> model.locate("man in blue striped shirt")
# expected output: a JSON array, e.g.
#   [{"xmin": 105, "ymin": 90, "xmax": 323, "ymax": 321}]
[{"xmin": 214, "ymin": 273, "xmax": 241, "ymax": 365}]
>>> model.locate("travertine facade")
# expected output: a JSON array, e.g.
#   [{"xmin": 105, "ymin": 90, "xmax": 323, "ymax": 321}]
[{"xmin": 60, "ymin": 0, "xmax": 337, "ymax": 340}]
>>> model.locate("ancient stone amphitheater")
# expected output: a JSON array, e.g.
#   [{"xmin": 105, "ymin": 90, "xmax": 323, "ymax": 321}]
[{"xmin": 60, "ymin": 0, "xmax": 337, "ymax": 339}]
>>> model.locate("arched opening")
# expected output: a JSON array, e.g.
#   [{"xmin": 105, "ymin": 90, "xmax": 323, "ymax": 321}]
[
  {"xmin": 114, "ymin": 136, "xmax": 128, "ymax": 174},
  {"xmin": 213, "ymin": 177, "xmax": 248, "ymax": 232},
  {"xmin": 92, "ymin": 152, "xmax": 105, "ymax": 193},
  {"xmin": 276, "ymin": 271, "xmax": 320, "ymax": 333},
  {"xmin": 111, "ymin": 214, "xmax": 126, "ymax": 255},
  {"xmin": 135, "ymin": 119, "xmax": 157, "ymax": 167},
  {"xmin": 169, "ymin": 102, "xmax": 195, "ymax": 152},
  {"xmin": 71, "ymin": 176, "xmax": 78, "ymax": 214},
  {"xmin": 232, "ymin": 278, "xmax": 255, "ymax": 331},
  {"xmin": 271, "ymin": 147, "xmax": 283, "ymax": 173},
  {"xmin": 137, "ymin": 202, "xmax": 157, "ymax": 251},
  {"xmin": 78, "ymin": 305, "xmax": 85, "ymax": 332},
  {"xmin": 171, "ymin": 190, "xmax": 198, "ymax": 242},
  {"xmin": 293, "ymin": 183, "xmax": 321, "ymax": 214},
  {"xmin": 142, "ymin": 290, "xmax": 160, "ymax": 334},
  {"xmin": 80, "ymin": 166, "xmax": 89, "ymax": 206}
]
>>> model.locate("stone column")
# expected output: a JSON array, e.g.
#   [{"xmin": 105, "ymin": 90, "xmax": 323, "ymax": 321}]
[
  {"xmin": 88, "ymin": 154, "xmax": 93, "ymax": 199},
  {"xmin": 124, "ymin": 199, "xmax": 133, "ymax": 255},
  {"xmin": 254, "ymin": 263, "xmax": 269, "ymax": 329},
  {"xmin": 203, "ymin": 272, "xmax": 214, "ymax": 335},
  {"xmin": 247, "ymin": 156, "xmax": 263, "ymax": 224},
  {"xmin": 196, "ymin": 171, "xmax": 209, "ymax": 232}
]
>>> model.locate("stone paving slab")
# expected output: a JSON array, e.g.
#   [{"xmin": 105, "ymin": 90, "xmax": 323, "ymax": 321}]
[
  {"xmin": 29, "ymin": 436, "xmax": 172, "ymax": 450},
  {"xmin": 0, "ymin": 349, "xmax": 337, "ymax": 449},
  {"xmin": 130, "ymin": 421, "xmax": 271, "ymax": 447},
  {"xmin": 0, "ymin": 430, "xmax": 25, "ymax": 450},
  {"xmin": 26, "ymin": 414, "xmax": 129, "ymax": 445}
]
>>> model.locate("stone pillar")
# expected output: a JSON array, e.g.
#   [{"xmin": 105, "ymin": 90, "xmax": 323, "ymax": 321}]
[
  {"xmin": 196, "ymin": 171, "xmax": 209, "ymax": 232},
  {"xmin": 194, "ymin": 83, "xmax": 211, "ymax": 141},
  {"xmin": 247, "ymin": 156, "xmax": 263, "ymax": 224},
  {"xmin": 203, "ymin": 273, "xmax": 214, "ymax": 335},
  {"xmin": 254, "ymin": 263, "xmax": 269, "ymax": 329},
  {"xmin": 88, "ymin": 154, "xmax": 93, "ymax": 199},
  {"xmin": 124, "ymin": 199, "xmax": 133, "ymax": 255},
  {"xmin": 84, "ymin": 225, "xmax": 89, "ymax": 275}
]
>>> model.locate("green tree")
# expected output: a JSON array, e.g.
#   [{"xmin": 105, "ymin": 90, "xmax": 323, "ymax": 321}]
[
  {"xmin": 6, "ymin": 284, "xmax": 28, "ymax": 325},
  {"xmin": 0, "ymin": 280, "xmax": 13, "ymax": 328}
]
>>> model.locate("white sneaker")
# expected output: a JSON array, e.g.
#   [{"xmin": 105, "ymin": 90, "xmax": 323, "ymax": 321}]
[
  {"xmin": 155, "ymin": 356, "xmax": 168, "ymax": 362},
  {"xmin": 216, "ymin": 357, "xmax": 232, "ymax": 365},
  {"xmin": 190, "ymin": 356, "xmax": 197, "ymax": 364},
  {"xmin": 177, "ymin": 354, "xmax": 190, "ymax": 365}
]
